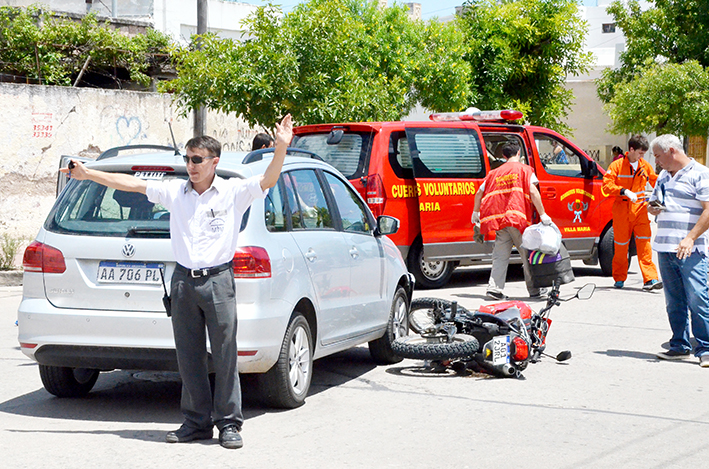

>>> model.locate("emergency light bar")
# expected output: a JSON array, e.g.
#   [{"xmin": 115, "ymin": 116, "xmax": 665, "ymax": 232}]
[{"xmin": 429, "ymin": 108, "xmax": 524, "ymax": 122}]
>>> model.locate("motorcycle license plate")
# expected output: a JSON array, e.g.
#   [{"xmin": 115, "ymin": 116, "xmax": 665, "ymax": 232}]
[
  {"xmin": 492, "ymin": 335, "xmax": 511, "ymax": 365},
  {"xmin": 97, "ymin": 261, "xmax": 164, "ymax": 285}
]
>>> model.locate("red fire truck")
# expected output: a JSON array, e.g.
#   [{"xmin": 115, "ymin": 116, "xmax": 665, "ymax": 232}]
[{"xmin": 292, "ymin": 109, "xmax": 615, "ymax": 288}]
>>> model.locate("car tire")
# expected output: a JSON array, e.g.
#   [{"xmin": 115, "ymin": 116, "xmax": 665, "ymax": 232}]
[
  {"xmin": 407, "ymin": 241, "xmax": 455, "ymax": 289},
  {"xmin": 369, "ymin": 286, "xmax": 409, "ymax": 365},
  {"xmin": 392, "ymin": 334, "xmax": 479, "ymax": 361},
  {"xmin": 257, "ymin": 313, "xmax": 313, "ymax": 409},
  {"xmin": 39, "ymin": 365, "xmax": 99, "ymax": 398}
]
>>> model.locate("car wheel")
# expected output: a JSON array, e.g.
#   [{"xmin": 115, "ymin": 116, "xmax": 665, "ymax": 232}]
[
  {"xmin": 369, "ymin": 286, "xmax": 409, "ymax": 365},
  {"xmin": 408, "ymin": 241, "xmax": 455, "ymax": 289},
  {"xmin": 39, "ymin": 365, "xmax": 99, "ymax": 398},
  {"xmin": 257, "ymin": 313, "xmax": 313, "ymax": 409}
]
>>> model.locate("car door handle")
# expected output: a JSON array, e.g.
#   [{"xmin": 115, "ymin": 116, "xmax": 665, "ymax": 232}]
[
  {"xmin": 349, "ymin": 247, "xmax": 359, "ymax": 259},
  {"xmin": 541, "ymin": 187, "xmax": 557, "ymax": 199},
  {"xmin": 305, "ymin": 248, "xmax": 317, "ymax": 262}
]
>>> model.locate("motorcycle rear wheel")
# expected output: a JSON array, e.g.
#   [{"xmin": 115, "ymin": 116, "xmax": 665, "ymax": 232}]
[
  {"xmin": 392, "ymin": 334, "xmax": 479, "ymax": 361},
  {"xmin": 408, "ymin": 298, "xmax": 471, "ymax": 335}
]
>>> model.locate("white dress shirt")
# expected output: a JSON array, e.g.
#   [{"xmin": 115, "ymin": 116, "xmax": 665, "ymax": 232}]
[{"xmin": 146, "ymin": 175, "xmax": 267, "ymax": 269}]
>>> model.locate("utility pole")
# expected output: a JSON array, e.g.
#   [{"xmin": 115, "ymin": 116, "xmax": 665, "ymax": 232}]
[{"xmin": 193, "ymin": 0, "xmax": 208, "ymax": 137}]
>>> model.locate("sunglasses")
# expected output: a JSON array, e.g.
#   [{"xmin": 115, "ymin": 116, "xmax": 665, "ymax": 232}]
[{"xmin": 183, "ymin": 155, "xmax": 215, "ymax": 165}]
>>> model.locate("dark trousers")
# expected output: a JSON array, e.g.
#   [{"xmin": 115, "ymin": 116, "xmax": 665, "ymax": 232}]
[{"xmin": 170, "ymin": 266, "xmax": 243, "ymax": 431}]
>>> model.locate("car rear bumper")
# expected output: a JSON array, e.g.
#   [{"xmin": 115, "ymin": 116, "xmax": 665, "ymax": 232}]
[{"xmin": 17, "ymin": 297, "xmax": 290, "ymax": 373}]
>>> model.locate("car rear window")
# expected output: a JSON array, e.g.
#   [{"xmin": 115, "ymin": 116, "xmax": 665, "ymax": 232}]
[
  {"xmin": 291, "ymin": 131, "xmax": 373, "ymax": 180},
  {"xmin": 46, "ymin": 173, "xmax": 250, "ymax": 238}
]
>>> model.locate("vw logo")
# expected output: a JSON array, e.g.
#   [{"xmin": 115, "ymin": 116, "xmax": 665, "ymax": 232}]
[{"xmin": 122, "ymin": 243, "xmax": 136, "ymax": 258}]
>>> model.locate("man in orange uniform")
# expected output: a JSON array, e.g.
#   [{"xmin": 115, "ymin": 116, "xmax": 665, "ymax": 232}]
[
  {"xmin": 472, "ymin": 141, "xmax": 552, "ymax": 300},
  {"xmin": 602, "ymin": 135, "xmax": 663, "ymax": 290}
]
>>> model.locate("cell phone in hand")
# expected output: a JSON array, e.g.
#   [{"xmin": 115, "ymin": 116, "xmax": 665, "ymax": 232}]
[{"xmin": 649, "ymin": 200, "xmax": 666, "ymax": 210}]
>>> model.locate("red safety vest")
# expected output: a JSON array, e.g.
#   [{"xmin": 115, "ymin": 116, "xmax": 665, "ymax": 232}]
[{"xmin": 480, "ymin": 162, "xmax": 534, "ymax": 234}]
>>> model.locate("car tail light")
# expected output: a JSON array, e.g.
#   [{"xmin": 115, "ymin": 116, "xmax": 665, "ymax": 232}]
[
  {"xmin": 511, "ymin": 336, "xmax": 529, "ymax": 361},
  {"xmin": 22, "ymin": 241, "xmax": 66, "ymax": 274},
  {"xmin": 366, "ymin": 174, "xmax": 386, "ymax": 218},
  {"xmin": 232, "ymin": 247, "xmax": 271, "ymax": 278}
]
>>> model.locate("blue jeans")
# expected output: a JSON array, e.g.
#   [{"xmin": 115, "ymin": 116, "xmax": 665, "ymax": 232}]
[{"xmin": 657, "ymin": 251, "xmax": 709, "ymax": 356}]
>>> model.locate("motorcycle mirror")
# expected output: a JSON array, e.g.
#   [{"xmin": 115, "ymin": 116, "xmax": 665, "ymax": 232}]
[
  {"xmin": 556, "ymin": 350, "xmax": 572, "ymax": 362},
  {"xmin": 576, "ymin": 283, "xmax": 595, "ymax": 301}
]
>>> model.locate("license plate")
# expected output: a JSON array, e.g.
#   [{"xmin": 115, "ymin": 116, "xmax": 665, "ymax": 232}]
[
  {"xmin": 492, "ymin": 335, "xmax": 511, "ymax": 366},
  {"xmin": 97, "ymin": 261, "xmax": 164, "ymax": 284}
]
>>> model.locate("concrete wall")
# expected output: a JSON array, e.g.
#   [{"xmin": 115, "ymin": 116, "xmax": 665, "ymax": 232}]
[
  {"xmin": 564, "ymin": 77, "xmax": 628, "ymax": 169},
  {"xmin": 0, "ymin": 83, "xmax": 264, "ymax": 241}
]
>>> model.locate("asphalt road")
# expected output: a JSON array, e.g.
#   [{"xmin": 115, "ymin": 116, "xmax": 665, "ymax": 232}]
[{"xmin": 2, "ymin": 259, "xmax": 708, "ymax": 468}]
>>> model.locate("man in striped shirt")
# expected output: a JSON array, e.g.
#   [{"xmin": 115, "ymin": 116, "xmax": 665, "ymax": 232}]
[{"xmin": 648, "ymin": 134, "xmax": 709, "ymax": 367}]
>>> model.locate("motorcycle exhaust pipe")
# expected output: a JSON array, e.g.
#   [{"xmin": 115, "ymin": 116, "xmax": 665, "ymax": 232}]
[{"xmin": 500, "ymin": 364, "xmax": 516, "ymax": 376}]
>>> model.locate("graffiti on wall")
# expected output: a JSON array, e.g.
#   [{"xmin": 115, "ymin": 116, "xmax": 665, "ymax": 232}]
[
  {"xmin": 115, "ymin": 116, "xmax": 144, "ymax": 145},
  {"xmin": 212, "ymin": 119, "xmax": 262, "ymax": 152},
  {"xmin": 32, "ymin": 112, "xmax": 53, "ymax": 138}
]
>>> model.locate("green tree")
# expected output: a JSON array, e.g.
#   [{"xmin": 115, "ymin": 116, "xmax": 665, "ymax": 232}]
[
  {"xmin": 162, "ymin": 0, "xmax": 471, "ymax": 130},
  {"xmin": 0, "ymin": 5, "xmax": 173, "ymax": 87},
  {"xmin": 457, "ymin": 0, "xmax": 592, "ymax": 134},
  {"xmin": 606, "ymin": 61, "xmax": 709, "ymax": 136},
  {"xmin": 597, "ymin": 0, "xmax": 709, "ymax": 104}
]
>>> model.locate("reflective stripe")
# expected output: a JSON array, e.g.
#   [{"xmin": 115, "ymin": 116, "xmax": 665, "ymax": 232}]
[{"xmin": 614, "ymin": 240, "xmax": 630, "ymax": 246}]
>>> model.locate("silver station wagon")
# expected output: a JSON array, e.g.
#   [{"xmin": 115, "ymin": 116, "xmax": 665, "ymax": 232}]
[{"xmin": 18, "ymin": 145, "xmax": 413, "ymax": 408}]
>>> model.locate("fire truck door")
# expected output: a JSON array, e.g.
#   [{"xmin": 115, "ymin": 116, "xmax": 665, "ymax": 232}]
[{"xmin": 403, "ymin": 126, "xmax": 487, "ymax": 261}]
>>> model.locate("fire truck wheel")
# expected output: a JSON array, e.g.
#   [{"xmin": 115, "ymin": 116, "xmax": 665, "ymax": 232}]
[
  {"xmin": 599, "ymin": 227, "xmax": 634, "ymax": 277},
  {"xmin": 408, "ymin": 241, "xmax": 455, "ymax": 289},
  {"xmin": 598, "ymin": 227, "xmax": 614, "ymax": 276}
]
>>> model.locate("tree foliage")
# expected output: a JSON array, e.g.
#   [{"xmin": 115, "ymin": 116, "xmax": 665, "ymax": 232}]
[
  {"xmin": 162, "ymin": 0, "xmax": 471, "ymax": 130},
  {"xmin": 0, "ymin": 5, "xmax": 173, "ymax": 87},
  {"xmin": 456, "ymin": 0, "xmax": 592, "ymax": 134},
  {"xmin": 606, "ymin": 61, "xmax": 709, "ymax": 136},
  {"xmin": 597, "ymin": 0, "xmax": 709, "ymax": 136}
]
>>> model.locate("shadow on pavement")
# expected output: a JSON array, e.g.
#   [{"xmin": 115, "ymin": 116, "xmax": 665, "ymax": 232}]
[{"xmin": 0, "ymin": 348, "xmax": 377, "ymax": 426}]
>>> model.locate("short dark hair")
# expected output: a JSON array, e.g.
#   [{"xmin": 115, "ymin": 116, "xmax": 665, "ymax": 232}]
[
  {"xmin": 628, "ymin": 135, "xmax": 649, "ymax": 152},
  {"xmin": 501, "ymin": 141, "xmax": 521, "ymax": 159},
  {"xmin": 186, "ymin": 135, "xmax": 221, "ymax": 159},
  {"xmin": 252, "ymin": 133, "xmax": 274, "ymax": 151},
  {"xmin": 612, "ymin": 146, "xmax": 623, "ymax": 154}
]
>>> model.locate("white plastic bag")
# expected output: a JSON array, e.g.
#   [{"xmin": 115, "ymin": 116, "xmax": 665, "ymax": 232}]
[{"xmin": 521, "ymin": 222, "xmax": 561, "ymax": 255}]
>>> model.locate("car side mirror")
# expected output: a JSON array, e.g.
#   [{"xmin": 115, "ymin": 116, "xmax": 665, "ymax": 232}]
[{"xmin": 375, "ymin": 215, "xmax": 400, "ymax": 237}]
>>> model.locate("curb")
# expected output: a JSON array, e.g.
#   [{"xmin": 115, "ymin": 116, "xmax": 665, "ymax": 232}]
[{"xmin": 0, "ymin": 270, "xmax": 23, "ymax": 287}]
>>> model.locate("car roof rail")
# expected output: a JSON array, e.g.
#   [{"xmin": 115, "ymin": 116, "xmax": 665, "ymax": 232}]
[
  {"xmin": 242, "ymin": 147, "xmax": 324, "ymax": 164},
  {"xmin": 97, "ymin": 144, "xmax": 181, "ymax": 161}
]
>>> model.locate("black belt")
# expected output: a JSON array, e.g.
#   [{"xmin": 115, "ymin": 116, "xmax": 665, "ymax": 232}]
[{"xmin": 176, "ymin": 262, "xmax": 232, "ymax": 278}]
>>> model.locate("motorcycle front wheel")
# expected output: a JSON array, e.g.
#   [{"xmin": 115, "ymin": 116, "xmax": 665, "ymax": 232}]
[
  {"xmin": 408, "ymin": 298, "xmax": 471, "ymax": 335},
  {"xmin": 392, "ymin": 334, "xmax": 479, "ymax": 361}
]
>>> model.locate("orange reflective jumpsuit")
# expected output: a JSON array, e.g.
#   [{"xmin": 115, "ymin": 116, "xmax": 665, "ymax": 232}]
[{"xmin": 602, "ymin": 156, "xmax": 659, "ymax": 283}]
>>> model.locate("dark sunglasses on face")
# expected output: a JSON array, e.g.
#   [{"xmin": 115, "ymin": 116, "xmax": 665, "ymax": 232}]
[{"xmin": 183, "ymin": 155, "xmax": 215, "ymax": 165}]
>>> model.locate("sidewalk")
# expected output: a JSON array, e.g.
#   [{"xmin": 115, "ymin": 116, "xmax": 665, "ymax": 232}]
[{"xmin": 0, "ymin": 270, "xmax": 22, "ymax": 287}]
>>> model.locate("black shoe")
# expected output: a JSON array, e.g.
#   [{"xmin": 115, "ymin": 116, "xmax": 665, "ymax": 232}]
[
  {"xmin": 656, "ymin": 349, "xmax": 691, "ymax": 360},
  {"xmin": 219, "ymin": 424, "xmax": 243, "ymax": 449},
  {"xmin": 486, "ymin": 290, "xmax": 508, "ymax": 300},
  {"xmin": 166, "ymin": 424, "xmax": 213, "ymax": 443}
]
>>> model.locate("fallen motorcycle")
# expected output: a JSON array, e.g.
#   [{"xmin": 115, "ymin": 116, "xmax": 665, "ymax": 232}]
[{"xmin": 392, "ymin": 280, "xmax": 595, "ymax": 378}]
